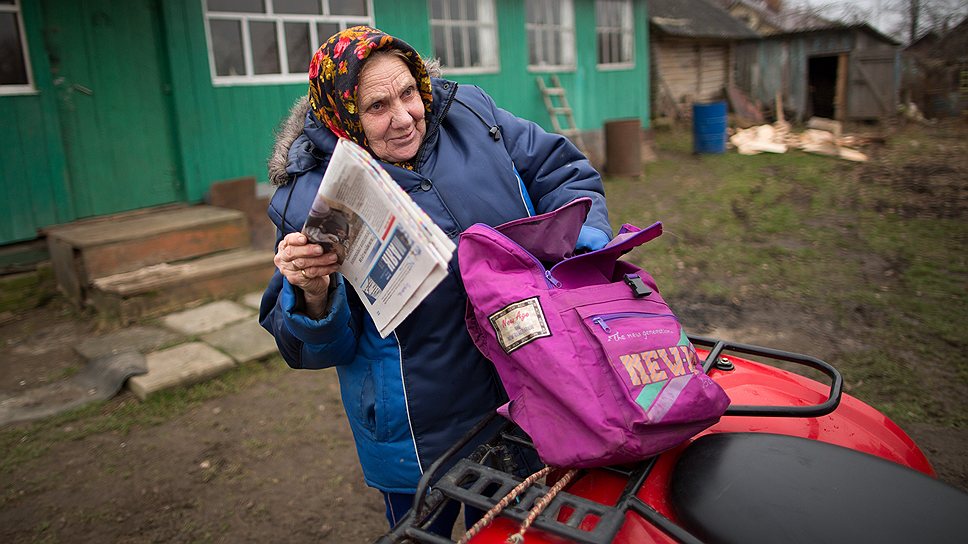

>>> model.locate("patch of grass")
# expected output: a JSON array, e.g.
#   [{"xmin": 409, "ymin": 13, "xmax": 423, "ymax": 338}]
[
  {"xmin": 839, "ymin": 349, "xmax": 940, "ymax": 424},
  {"xmin": 0, "ymin": 357, "xmax": 286, "ymax": 477},
  {"xmin": 605, "ymin": 124, "xmax": 967, "ymax": 427},
  {"xmin": 608, "ymin": 131, "xmax": 854, "ymax": 305},
  {"xmin": 0, "ymin": 266, "xmax": 57, "ymax": 313}
]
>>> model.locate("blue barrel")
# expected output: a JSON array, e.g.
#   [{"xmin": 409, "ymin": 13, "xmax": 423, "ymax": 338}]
[{"xmin": 692, "ymin": 101, "xmax": 728, "ymax": 154}]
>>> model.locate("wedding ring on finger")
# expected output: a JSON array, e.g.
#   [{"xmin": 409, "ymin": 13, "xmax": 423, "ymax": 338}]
[{"xmin": 300, "ymin": 269, "xmax": 309, "ymax": 279}]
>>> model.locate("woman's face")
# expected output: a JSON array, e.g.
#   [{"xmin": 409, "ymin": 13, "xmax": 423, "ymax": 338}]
[{"xmin": 358, "ymin": 54, "xmax": 426, "ymax": 163}]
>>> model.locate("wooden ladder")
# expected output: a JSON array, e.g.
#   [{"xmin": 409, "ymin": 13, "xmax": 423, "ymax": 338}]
[{"xmin": 536, "ymin": 74, "xmax": 587, "ymax": 154}]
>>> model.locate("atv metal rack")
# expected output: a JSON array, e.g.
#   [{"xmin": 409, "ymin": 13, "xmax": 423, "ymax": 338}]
[{"xmin": 375, "ymin": 336, "xmax": 843, "ymax": 544}]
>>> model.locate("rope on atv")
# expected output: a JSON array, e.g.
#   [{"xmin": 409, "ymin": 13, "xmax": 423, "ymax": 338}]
[
  {"xmin": 508, "ymin": 469, "xmax": 579, "ymax": 543},
  {"xmin": 457, "ymin": 466, "xmax": 552, "ymax": 543},
  {"xmin": 456, "ymin": 466, "xmax": 579, "ymax": 544}
]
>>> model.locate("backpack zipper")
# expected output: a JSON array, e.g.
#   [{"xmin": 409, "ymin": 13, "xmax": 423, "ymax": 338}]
[
  {"xmin": 591, "ymin": 312, "xmax": 675, "ymax": 333},
  {"xmin": 477, "ymin": 224, "xmax": 560, "ymax": 288}
]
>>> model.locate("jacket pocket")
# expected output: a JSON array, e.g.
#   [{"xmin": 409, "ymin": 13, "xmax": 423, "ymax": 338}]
[
  {"xmin": 340, "ymin": 358, "xmax": 389, "ymax": 442},
  {"xmin": 575, "ymin": 302, "xmax": 726, "ymax": 429},
  {"xmin": 575, "ymin": 303, "xmax": 690, "ymax": 419}
]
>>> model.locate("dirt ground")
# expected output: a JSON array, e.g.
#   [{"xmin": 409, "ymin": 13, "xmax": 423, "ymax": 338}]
[
  {"xmin": 1, "ymin": 304, "xmax": 390, "ymax": 543},
  {"xmin": 1, "ymin": 120, "xmax": 966, "ymax": 544}
]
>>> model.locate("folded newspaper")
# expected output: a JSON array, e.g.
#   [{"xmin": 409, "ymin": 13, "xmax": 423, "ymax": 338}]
[{"xmin": 302, "ymin": 138, "xmax": 455, "ymax": 338}]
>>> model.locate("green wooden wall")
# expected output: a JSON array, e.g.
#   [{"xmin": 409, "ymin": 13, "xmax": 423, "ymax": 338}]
[
  {"xmin": 0, "ymin": 0, "xmax": 72, "ymax": 244},
  {"xmin": 159, "ymin": 0, "xmax": 650, "ymax": 203},
  {"xmin": 1, "ymin": 0, "xmax": 650, "ymax": 246},
  {"xmin": 44, "ymin": 0, "xmax": 184, "ymax": 217}
]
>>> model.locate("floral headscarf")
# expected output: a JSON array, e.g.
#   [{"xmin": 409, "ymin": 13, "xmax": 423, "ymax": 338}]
[{"xmin": 308, "ymin": 26, "xmax": 433, "ymax": 163}]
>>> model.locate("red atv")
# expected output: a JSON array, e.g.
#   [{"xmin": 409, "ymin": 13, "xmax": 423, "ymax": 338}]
[{"xmin": 376, "ymin": 335, "xmax": 968, "ymax": 544}]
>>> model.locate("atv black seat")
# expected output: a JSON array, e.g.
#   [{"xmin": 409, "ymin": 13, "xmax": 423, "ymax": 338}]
[{"xmin": 670, "ymin": 432, "xmax": 968, "ymax": 544}]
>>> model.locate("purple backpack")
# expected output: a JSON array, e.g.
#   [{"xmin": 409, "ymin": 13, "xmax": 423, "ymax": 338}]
[{"xmin": 458, "ymin": 198, "xmax": 730, "ymax": 468}]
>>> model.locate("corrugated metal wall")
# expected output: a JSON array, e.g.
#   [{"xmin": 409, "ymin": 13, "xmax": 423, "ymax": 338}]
[{"xmin": 734, "ymin": 28, "xmax": 898, "ymax": 122}]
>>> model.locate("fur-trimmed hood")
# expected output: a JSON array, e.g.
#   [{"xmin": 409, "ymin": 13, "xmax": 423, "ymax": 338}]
[
  {"xmin": 267, "ymin": 59, "xmax": 441, "ymax": 186},
  {"xmin": 267, "ymin": 96, "xmax": 311, "ymax": 186}
]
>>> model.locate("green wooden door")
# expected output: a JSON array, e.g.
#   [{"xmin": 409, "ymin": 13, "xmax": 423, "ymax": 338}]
[{"xmin": 43, "ymin": 0, "xmax": 182, "ymax": 218}]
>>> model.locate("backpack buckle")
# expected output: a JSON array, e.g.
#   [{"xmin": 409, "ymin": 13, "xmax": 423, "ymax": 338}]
[{"xmin": 624, "ymin": 274, "xmax": 652, "ymax": 297}]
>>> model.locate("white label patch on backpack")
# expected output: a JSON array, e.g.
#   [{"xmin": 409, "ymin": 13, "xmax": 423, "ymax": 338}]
[{"xmin": 489, "ymin": 297, "xmax": 551, "ymax": 353}]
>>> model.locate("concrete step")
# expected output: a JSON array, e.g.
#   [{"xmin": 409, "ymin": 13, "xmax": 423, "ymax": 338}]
[
  {"xmin": 89, "ymin": 248, "xmax": 275, "ymax": 324},
  {"xmin": 46, "ymin": 205, "xmax": 250, "ymax": 304},
  {"xmin": 127, "ymin": 342, "xmax": 235, "ymax": 401}
]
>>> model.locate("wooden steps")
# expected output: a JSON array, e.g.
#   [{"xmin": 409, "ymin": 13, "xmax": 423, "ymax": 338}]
[
  {"xmin": 89, "ymin": 248, "xmax": 274, "ymax": 323},
  {"xmin": 45, "ymin": 204, "xmax": 276, "ymax": 324}
]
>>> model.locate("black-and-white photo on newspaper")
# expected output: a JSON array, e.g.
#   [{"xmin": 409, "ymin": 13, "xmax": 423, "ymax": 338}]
[{"xmin": 301, "ymin": 138, "xmax": 454, "ymax": 337}]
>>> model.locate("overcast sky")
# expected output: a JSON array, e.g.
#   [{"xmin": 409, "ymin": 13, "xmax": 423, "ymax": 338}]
[
  {"xmin": 785, "ymin": 0, "xmax": 968, "ymax": 41},
  {"xmin": 785, "ymin": 0, "xmax": 903, "ymax": 36}
]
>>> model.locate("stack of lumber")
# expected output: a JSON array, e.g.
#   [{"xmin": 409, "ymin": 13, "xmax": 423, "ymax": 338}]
[{"xmin": 728, "ymin": 117, "xmax": 869, "ymax": 162}]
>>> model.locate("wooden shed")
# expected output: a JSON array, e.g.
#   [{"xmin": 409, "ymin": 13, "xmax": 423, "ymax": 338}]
[
  {"xmin": 646, "ymin": 0, "xmax": 759, "ymax": 119},
  {"xmin": 901, "ymin": 17, "xmax": 968, "ymax": 118},
  {"xmin": 734, "ymin": 24, "xmax": 900, "ymax": 122}
]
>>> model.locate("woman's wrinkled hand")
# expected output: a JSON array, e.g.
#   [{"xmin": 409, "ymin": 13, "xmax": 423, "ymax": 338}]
[{"xmin": 275, "ymin": 232, "xmax": 341, "ymax": 317}]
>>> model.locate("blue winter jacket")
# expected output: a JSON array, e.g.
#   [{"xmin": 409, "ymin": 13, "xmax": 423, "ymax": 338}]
[{"xmin": 260, "ymin": 78, "xmax": 611, "ymax": 493}]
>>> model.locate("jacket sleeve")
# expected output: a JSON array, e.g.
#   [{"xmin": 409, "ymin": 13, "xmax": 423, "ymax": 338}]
[
  {"xmin": 485, "ymin": 90, "xmax": 612, "ymax": 242},
  {"xmin": 258, "ymin": 183, "xmax": 360, "ymax": 369}
]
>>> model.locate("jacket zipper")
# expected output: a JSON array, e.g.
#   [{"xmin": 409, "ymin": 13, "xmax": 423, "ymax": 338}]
[
  {"xmin": 591, "ymin": 312, "xmax": 675, "ymax": 333},
  {"xmin": 415, "ymin": 81, "xmax": 459, "ymax": 169}
]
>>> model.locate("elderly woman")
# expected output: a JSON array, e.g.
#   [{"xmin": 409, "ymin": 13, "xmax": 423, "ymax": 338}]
[{"xmin": 260, "ymin": 26, "xmax": 611, "ymax": 535}]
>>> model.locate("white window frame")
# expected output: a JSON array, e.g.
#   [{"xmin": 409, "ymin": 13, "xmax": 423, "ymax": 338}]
[
  {"xmin": 0, "ymin": 0, "xmax": 36, "ymax": 95},
  {"xmin": 526, "ymin": 0, "xmax": 576, "ymax": 72},
  {"xmin": 428, "ymin": 0, "xmax": 499, "ymax": 75},
  {"xmin": 595, "ymin": 0, "xmax": 634, "ymax": 70},
  {"xmin": 202, "ymin": 0, "xmax": 374, "ymax": 86}
]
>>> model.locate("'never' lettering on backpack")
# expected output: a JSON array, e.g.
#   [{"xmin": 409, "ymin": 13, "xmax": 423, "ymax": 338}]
[{"xmin": 458, "ymin": 197, "xmax": 730, "ymax": 468}]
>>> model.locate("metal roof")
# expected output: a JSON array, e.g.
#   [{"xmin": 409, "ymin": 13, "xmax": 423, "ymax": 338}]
[
  {"xmin": 762, "ymin": 23, "xmax": 901, "ymax": 46},
  {"xmin": 647, "ymin": 0, "xmax": 760, "ymax": 40}
]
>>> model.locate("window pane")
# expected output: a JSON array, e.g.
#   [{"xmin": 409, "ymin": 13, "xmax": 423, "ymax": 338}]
[
  {"xmin": 450, "ymin": 26, "xmax": 464, "ymax": 67},
  {"xmin": 210, "ymin": 19, "xmax": 245, "ymax": 76},
  {"xmin": 208, "ymin": 0, "xmax": 264, "ymax": 13},
  {"xmin": 0, "ymin": 13, "xmax": 27, "ymax": 85},
  {"xmin": 432, "ymin": 25, "xmax": 447, "ymax": 64},
  {"xmin": 429, "ymin": 0, "xmax": 445, "ymax": 19},
  {"xmin": 468, "ymin": 26, "xmax": 480, "ymax": 66},
  {"xmin": 464, "ymin": 0, "xmax": 478, "ymax": 21},
  {"xmin": 285, "ymin": 22, "xmax": 311, "ymax": 74},
  {"xmin": 448, "ymin": 0, "xmax": 461, "ymax": 20},
  {"xmin": 329, "ymin": 0, "xmax": 367, "ymax": 16},
  {"xmin": 275, "ymin": 0, "xmax": 320, "ymax": 14},
  {"xmin": 528, "ymin": 29, "xmax": 539, "ymax": 65},
  {"xmin": 316, "ymin": 22, "xmax": 340, "ymax": 44},
  {"xmin": 550, "ymin": 29, "xmax": 559, "ymax": 65},
  {"xmin": 250, "ymin": 20, "xmax": 280, "ymax": 74},
  {"xmin": 0, "ymin": 0, "xmax": 17, "ymax": 5},
  {"xmin": 526, "ymin": 0, "xmax": 538, "ymax": 23},
  {"xmin": 596, "ymin": 0, "xmax": 631, "ymax": 65}
]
